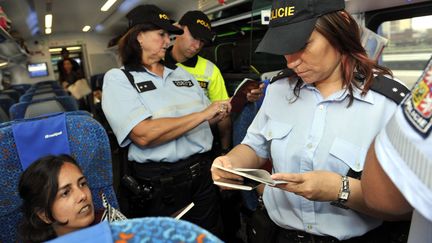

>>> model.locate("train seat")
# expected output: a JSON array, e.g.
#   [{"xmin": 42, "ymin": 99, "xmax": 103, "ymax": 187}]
[
  {"xmin": 9, "ymin": 96, "xmax": 78, "ymax": 120},
  {"xmin": 19, "ymin": 89, "xmax": 68, "ymax": 102},
  {"xmin": 47, "ymin": 217, "xmax": 222, "ymax": 243},
  {"xmin": 0, "ymin": 111, "xmax": 118, "ymax": 242}
]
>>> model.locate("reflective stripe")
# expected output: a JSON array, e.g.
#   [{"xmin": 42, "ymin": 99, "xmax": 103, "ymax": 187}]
[
  {"xmin": 203, "ymin": 59, "xmax": 214, "ymax": 79},
  {"xmin": 386, "ymin": 117, "xmax": 432, "ymax": 190}
]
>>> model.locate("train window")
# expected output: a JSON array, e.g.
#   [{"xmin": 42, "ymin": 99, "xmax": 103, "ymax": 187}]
[{"xmin": 379, "ymin": 15, "xmax": 432, "ymax": 89}]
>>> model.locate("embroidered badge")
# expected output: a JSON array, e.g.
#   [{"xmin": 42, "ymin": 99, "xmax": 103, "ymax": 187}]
[
  {"xmin": 403, "ymin": 57, "xmax": 432, "ymax": 138},
  {"xmin": 173, "ymin": 80, "xmax": 194, "ymax": 87},
  {"xmin": 198, "ymin": 81, "xmax": 209, "ymax": 89},
  {"xmin": 136, "ymin": 81, "xmax": 156, "ymax": 93}
]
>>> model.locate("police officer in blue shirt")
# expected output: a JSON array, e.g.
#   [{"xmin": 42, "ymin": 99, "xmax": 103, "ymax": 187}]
[
  {"xmin": 362, "ymin": 58, "xmax": 432, "ymax": 243},
  {"xmin": 101, "ymin": 4, "xmax": 230, "ymax": 236},
  {"xmin": 211, "ymin": 0, "xmax": 410, "ymax": 242}
]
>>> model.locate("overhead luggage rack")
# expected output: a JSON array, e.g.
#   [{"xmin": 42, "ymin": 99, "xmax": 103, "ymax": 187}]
[{"xmin": 0, "ymin": 26, "xmax": 29, "ymax": 65}]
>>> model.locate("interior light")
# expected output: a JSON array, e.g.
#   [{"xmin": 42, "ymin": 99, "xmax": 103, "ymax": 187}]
[
  {"xmin": 101, "ymin": 0, "xmax": 117, "ymax": 11},
  {"xmin": 45, "ymin": 28, "xmax": 52, "ymax": 34},
  {"xmin": 0, "ymin": 62, "xmax": 8, "ymax": 67},
  {"xmin": 49, "ymin": 48, "xmax": 62, "ymax": 52},
  {"xmin": 45, "ymin": 14, "xmax": 52, "ymax": 28},
  {"xmin": 82, "ymin": 25, "xmax": 91, "ymax": 32},
  {"xmin": 67, "ymin": 46, "xmax": 81, "ymax": 51}
]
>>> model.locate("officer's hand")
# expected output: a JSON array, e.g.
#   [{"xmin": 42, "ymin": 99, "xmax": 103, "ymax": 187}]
[
  {"xmin": 204, "ymin": 100, "xmax": 231, "ymax": 124},
  {"xmin": 211, "ymin": 156, "xmax": 243, "ymax": 190},
  {"xmin": 246, "ymin": 83, "xmax": 265, "ymax": 102},
  {"xmin": 271, "ymin": 170, "xmax": 341, "ymax": 201}
]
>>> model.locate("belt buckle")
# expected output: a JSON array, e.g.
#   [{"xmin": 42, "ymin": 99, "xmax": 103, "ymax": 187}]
[{"xmin": 189, "ymin": 162, "xmax": 201, "ymax": 178}]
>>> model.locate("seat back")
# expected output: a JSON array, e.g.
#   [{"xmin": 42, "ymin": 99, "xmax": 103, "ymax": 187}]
[
  {"xmin": 0, "ymin": 96, "xmax": 15, "ymax": 118},
  {"xmin": 0, "ymin": 111, "xmax": 118, "ymax": 242},
  {"xmin": 19, "ymin": 89, "xmax": 67, "ymax": 102},
  {"xmin": 10, "ymin": 96, "xmax": 78, "ymax": 120}
]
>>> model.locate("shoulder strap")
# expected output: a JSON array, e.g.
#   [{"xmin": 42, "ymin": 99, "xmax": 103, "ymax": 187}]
[
  {"xmin": 120, "ymin": 69, "xmax": 140, "ymax": 93},
  {"xmin": 269, "ymin": 68, "xmax": 295, "ymax": 84},
  {"xmin": 370, "ymin": 75, "xmax": 409, "ymax": 105}
]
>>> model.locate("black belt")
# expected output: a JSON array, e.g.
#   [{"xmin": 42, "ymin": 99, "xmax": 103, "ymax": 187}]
[
  {"xmin": 275, "ymin": 223, "xmax": 389, "ymax": 243},
  {"xmin": 276, "ymin": 227, "xmax": 339, "ymax": 243},
  {"xmin": 130, "ymin": 151, "xmax": 213, "ymax": 186}
]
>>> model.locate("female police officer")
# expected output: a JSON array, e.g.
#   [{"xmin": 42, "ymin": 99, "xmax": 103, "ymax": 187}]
[
  {"xmin": 102, "ymin": 5, "xmax": 229, "ymax": 236},
  {"xmin": 211, "ymin": 0, "xmax": 408, "ymax": 242}
]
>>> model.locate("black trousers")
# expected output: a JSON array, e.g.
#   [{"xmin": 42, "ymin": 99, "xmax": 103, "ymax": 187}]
[
  {"xmin": 248, "ymin": 207, "xmax": 409, "ymax": 243},
  {"xmin": 127, "ymin": 152, "xmax": 223, "ymax": 238}
]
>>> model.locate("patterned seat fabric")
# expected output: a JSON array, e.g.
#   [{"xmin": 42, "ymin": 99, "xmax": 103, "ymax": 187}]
[
  {"xmin": 9, "ymin": 96, "xmax": 78, "ymax": 120},
  {"xmin": 110, "ymin": 217, "xmax": 223, "ymax": 243},
  {"xmin": 0, "ymin": 111, "xmax": 118, "ymax": 242},
  {"xmin": 46, "ymin": 217, "xmax": 222, "ymax": 243}
]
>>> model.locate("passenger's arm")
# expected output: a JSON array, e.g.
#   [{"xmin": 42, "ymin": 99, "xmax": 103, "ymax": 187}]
[
  {"xmin": 217, "ymin": 116, "xmax": 232, "ymax": 153},
  {"xmin": 362, "ymin": 140, "xmax": 413, "ymax": 215},
  {"xmin": 129, "ymin": 100, "xmax": 229, "ymax": 147}
]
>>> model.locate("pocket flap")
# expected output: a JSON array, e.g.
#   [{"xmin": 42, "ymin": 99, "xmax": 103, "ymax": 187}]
[
  {"xmin": 329, "ymin": 138, "xmax": 366, "ymax": 172},
  {"xmin": 262, "ymin": 120, "xmax": 293, "ymax": 140}
]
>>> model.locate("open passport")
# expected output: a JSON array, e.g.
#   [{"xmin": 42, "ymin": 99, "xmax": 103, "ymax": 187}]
[
  {"xmin": 212, "ymin": 164, "xmax": 286, "ymax": 190},
  {"xmin": 230, "ymin": 78, "xmax": 261, "ymax": 113}
]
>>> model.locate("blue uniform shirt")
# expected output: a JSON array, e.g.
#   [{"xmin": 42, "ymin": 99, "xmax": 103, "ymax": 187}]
[
  {"xmin": 242, "ymin": 77, "xmax": 397, "ymax": 240},
  {"xmin": 102, "ymin": 65, "xmax": 213, "ymax": 163}
]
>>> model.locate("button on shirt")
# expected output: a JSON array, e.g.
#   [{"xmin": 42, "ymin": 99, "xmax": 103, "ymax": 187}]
[
  {"xmin": 102, "ymin": 66, "xmax": 213, "ymax": 163},
  {"xmin": 242, "ymin": 77, "xmax": 397, "ymax": 240}
]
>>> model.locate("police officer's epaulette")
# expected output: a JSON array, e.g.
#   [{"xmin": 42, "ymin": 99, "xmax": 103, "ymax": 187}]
[
  {"xmin": 370, "ymin": 75, "xmax": 409, "ymax": 105},
  {"xmin": 269, "ymin": 68, "xmax": 295, "ymax": 84}
]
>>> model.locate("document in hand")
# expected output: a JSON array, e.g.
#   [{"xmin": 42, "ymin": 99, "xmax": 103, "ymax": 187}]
[
  {"xmin": 230, "ymin": 78, "xmax": 261, "ymax": 113},
  {"xmin": 212, "ymin": 164, "xmax": 286, "ymax": 190},
  {"xmin": 213, "ymin": 177, "xmax": 262, "ymax": 191}
]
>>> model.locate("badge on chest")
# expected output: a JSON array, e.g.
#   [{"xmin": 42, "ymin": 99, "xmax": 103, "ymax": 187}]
[
  {"xmin": 173, "ymin": 80, "xmax": 194, "ymax": 87},
  {"xmin": 135, "ymin": 81, "xmax": 156, "ymax": 93}
]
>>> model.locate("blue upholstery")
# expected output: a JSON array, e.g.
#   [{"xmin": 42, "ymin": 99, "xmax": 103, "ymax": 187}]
[
  {"xmin": 47, "ymin": 217, "xmax": 222, "ymax": 243},
  {"xmin": 9, "ymin": 96, "xmax": 78, "ymax": 120},
  {"xmin": 0, "ymin": 97, "xmax": 15, "ymax": 117},
  {"xmin": 10, "ymin": 84, "xmax": 31, "ymax": 93},
  {"xmin": 0, "ymin": 111, "xmax": 118, "ymax": 242},
  {"xmin": 110, "ymin": 217, "xmax": 223, "ymax": 243},
  {"xmin": 34, "ymin": 80, "xmax": 58, "ymax": 87},
  {"xmin": 19, "ymin": 89, "xmax": 68, "ymax": 102}
]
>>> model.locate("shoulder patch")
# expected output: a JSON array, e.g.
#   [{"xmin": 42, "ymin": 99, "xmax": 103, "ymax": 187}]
[
  {"xmin": 270, "ymin": 68, "xmax": 295, "ymax": 84},
  {"xmin": 402, "ymin": 58, "xmax": 432, "ymax": 138},
  {"xmin": 370, "ymin": 75, "xmax": 409, "ymax": 104}
]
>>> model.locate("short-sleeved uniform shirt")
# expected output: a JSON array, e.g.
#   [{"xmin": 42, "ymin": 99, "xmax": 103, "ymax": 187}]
[
  {"xmin": 242, "ymin": 77, "xmax": 397, "ymax": 240},
  {"xmin": 165, "ymin": 48, "xmax": 229, "ymax": 102},
  {"xmin": 102, "ymin": 65, "xmax": 213, "ymax": 163},
  {"xmin": 375, "ymin": 70, "xmax": 432, "ymax": 243}
]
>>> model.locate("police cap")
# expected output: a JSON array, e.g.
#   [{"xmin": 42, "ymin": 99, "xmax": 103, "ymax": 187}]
[
  {"xmin": 179, "ymin": 11, "xmax": 214, "ymax": 44},
  {"xmin": 256, "ymin": 0, "xmax": 345, "ymax": 55}
]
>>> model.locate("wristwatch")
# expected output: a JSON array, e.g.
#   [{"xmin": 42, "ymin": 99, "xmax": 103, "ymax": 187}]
[{"xmin": 331, "ymin": 175, "xmax": 350, "ymax": 209}]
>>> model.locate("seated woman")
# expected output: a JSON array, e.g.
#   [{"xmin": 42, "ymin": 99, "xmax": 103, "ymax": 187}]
[{"xmin": 18, "ymin": 155, "xmax": 97, "ymax": 242}]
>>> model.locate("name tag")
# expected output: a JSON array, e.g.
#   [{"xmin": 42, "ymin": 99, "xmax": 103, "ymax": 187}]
[
  {"xmin": 173, "ymin": 80, "xmax": 194, "ymax": 87},
  {"xmin": 136, "ymin": 81, "xmax": 156, "ymax": 93}
]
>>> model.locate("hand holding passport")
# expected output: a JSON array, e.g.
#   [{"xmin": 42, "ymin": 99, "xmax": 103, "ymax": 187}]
[{"xmin": 230, "ymin": 78, "xmax": 261, "ymax": 113}]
